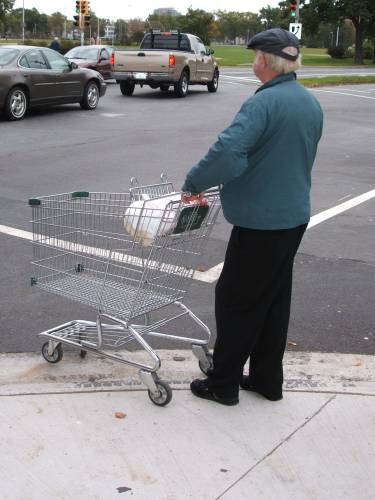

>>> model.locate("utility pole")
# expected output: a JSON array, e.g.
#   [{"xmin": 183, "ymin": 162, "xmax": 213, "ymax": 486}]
[
  {"xmin": 296, "ymin": 0, "xmax": 300, "ymax": 23},
  {"xmin": 22, "ymin": 0, "xmax": 25, "ymax": 42}
]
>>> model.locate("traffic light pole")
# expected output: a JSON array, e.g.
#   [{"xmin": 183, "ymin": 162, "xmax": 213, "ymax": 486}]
[{"xmin": 296, "ymin": 0, "xmax": 300, "ymax": 23}]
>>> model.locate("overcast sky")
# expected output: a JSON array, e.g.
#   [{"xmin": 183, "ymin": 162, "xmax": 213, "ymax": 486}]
[{"xmin": 13, "ymin": 1, "xmax": 281, "ymax": 21}]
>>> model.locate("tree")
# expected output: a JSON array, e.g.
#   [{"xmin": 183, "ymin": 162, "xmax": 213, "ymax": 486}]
[
  {"xmin": 127, "ymin": 18, "xmax": 147, "ymax": 44},
  {"xmin": 1, "ymin": 0, "xmax": 15, "ymax": 35},
  {"xmin": 259, "ymin": 5, "xmax": 287, "ymax": 30},
  {"xmin": 216, "ymin": 11, "xmax": 261, "ymax": 42},
  {"xmin": 308, "ymin": 0, "xmax": 375, "ymax": 64},
  {"xmin": 48, "ymin": 11, "xmax": 65, "ymax": 37},
  {"xmin": 25, "ymin": 8, "xmax": 48, "ymax": 37},
  {"xmin": 0, "ymin": 0, "xmax": 14, "ymax": 19},
  {"xmin": 147, "ymin": 13, "xmax": 181, "ymax": 31},
  {"xmin": 179, "ymin": 8, "xmax": 214, "ymax": 45}
]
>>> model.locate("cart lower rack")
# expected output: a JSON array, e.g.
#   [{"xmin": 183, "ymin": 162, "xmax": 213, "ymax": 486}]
[{"xmin": 29, "ymin": 178, "xmax": 221, "ymax": 405}]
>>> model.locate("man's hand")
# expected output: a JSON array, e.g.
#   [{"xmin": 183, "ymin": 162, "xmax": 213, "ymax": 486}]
[{"xmin": 181, "ymin": 192, "xmax": 208, "ymax": 205}]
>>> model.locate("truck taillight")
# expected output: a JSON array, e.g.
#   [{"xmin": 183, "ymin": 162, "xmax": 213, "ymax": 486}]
[
  {"xmin": 110, "ymin": 52, "xmax": 115, "ymax": 66},
  {"xmin": 169, "ymin": 54, "xmax": 175, "ymax": 67}
]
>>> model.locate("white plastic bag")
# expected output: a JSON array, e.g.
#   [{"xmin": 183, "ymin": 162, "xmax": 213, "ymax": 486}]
[{"xmin": 124, "ymin": 193, "xmax": 181, "ymax": 247}]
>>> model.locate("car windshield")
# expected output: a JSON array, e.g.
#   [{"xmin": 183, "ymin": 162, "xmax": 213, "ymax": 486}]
[
  {"xmin": 65, "ymin": 47, "xmax": 99, "ymax": 60},
  {"xmin": 0, "ymin": 48, "xmax": 20, "ymax": 65}
]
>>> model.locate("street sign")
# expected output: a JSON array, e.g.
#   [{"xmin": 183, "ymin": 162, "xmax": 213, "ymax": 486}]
[
  {"xmin": 289, "ymin": 23, "xmax": 302, "ymax": 39},
  {"xmin": 104, "ymin": 25, "xmax": 115, "ymax": 38}
]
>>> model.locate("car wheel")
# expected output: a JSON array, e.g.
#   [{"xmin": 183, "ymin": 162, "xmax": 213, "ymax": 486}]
[
  {"xmin": 120, "ymin": 81, "xmax": 135, "ymax": 96},
  {"xmin": 174, "ymin": 71, "xmax": 189, "ymax": 98},
  {"xmin": 80, "ymin": 81, "xmax": 99, "ymax": 110},
  {"xmin": 207, "ymin": 70, "xmax": 219, "ymax": 93},
  {"xmin": 4, "ymin": 86, "xmax": 28, "ymax": 121}
]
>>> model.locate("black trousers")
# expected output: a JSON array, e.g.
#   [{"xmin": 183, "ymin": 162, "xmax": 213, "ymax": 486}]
[{"xmin": 207, "ymin": 224, "xmax": 307, "ymax": 398}]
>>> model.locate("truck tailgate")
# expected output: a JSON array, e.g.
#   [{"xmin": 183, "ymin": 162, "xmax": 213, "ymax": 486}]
[{"xmin": 114, "ymin": 50, "xmax": 170, "ymax": 73}]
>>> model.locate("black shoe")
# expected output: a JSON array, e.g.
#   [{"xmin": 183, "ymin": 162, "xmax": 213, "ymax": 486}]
[
  {"xmin": 240, "ymin": 376, "xmax": 283, "ymax": 401},
  {"xmin": 190, "ymin": 379, "xmax": 239, "ymax": 406}
]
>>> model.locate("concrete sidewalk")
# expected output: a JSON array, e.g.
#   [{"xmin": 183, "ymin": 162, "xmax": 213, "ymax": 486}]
[{"xmin": 1, "ymin": 350, "xmax": 374, "ymax": 499}]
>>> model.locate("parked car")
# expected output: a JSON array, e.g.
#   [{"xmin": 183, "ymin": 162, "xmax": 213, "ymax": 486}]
[
  {"xmin": 0, "ymin": 45, "xmax": 106, "ymax": 121},
  {"xmin": 65, "ymin": 45, "xmax": 114, "ymax": 80},
  {"xmin": 112, "ymin": 30, "xmax": 219, "ymax": 98}
]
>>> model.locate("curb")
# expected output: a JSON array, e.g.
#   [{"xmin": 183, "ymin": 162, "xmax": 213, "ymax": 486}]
[{"xmin": 0, "ymin": 350, "xmax": 374, "ymax": 397}]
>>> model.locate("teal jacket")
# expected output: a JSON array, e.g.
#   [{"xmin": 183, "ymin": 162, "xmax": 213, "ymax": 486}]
[{"xmin": 182, "ymin": 73, "xmax": 323, "ymax": 229}]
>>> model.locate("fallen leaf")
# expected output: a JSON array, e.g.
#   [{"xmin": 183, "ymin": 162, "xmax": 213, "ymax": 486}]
[
  {"xmin": 355, "ymin": 360, "xmax": 363, "ymax": 367},
  {"xmin": 115, "ymin": 412, "xmax": 127, "ymax": 419},
  {"xmin": 196, "ymin": 265, "xmax": 205, "ymax": 272},
  {"xmin": 288, "ymin": 341, "xmax": 297, "ymax": 346}
]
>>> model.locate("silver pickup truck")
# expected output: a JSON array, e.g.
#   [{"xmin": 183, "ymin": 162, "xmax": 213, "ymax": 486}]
[{"xmin": 112, "ymin": 30, "xmax": 219, "ymax": 98}]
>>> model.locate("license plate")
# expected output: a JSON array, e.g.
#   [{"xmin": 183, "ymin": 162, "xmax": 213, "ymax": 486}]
[{"xmin": 134, "ymin": 72, "xmax": 147, "ymax": 80}]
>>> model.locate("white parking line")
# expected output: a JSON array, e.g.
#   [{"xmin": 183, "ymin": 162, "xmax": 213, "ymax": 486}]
[
  {"xmin": 333, "ymin": 88, "xmax": 375, "ymax": 94},
  {"xmin": 220, "ymin": 75, "xmax": 260, "ymax": 83},
  {"xmin": 311, "ymin": 89, "xmax": 375, "ymax": 100},
  {"xmin": 197, "ymin": 188, "xmax": 375, "ymax": 283},
  {"xmin": 1, "ymin": 189, "xmax": 374, "ymax": 284},
  {"xmin": 221, "ymin": 81, "xmax": 245, "ymax": 86},
  {"xmin": 307, "ymin": 189, "xmax": 375, "ymax": 229}
]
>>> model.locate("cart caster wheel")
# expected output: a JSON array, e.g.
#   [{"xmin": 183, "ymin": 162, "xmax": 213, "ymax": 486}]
[
  {"xmin": 148, "ymin": 380, "xmax": 172, "ymax": 407},
  {"xmin": 199, "ymin": 352, "xmax": 214, "ymax": 375},
  {"xmin": 41, "ymin": 342, "xmax": 63, "ymax": 363},
  {"xmin": 80, "ymin": 350, "xmax": 87, "ymax": 359}
]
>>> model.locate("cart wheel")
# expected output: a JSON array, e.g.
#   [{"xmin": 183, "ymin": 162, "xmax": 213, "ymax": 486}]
[
  {"xmin": 41, "ymin": 342, "xmax": 63, "ymax": 363},
  {"xmin": 148, "ymin": 380, "xmax": 172, "ymax": 407},
  {"xmin": 79, "ymin": 350, "xmax": 87, "ymax": 359},
  {"xmin": 199, "ymin": 352, "xmax": 214, "ymax": 375}
]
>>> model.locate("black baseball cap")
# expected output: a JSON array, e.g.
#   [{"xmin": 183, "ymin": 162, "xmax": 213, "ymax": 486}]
[{"xmin": 247, "ymin": 28, "xmax": 300, "ymax": 61}]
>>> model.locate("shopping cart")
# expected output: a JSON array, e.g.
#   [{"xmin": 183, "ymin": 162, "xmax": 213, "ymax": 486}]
[{"xmin": 29, "ymin": 176, "xmax": 221, "ymax": 406}]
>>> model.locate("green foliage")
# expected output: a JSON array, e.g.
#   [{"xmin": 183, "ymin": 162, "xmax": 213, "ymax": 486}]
[
  {"xmin": 0, "ymin": 0, "xmax": 14, "ymax": 18},
  {"xmin": 48, "ymin": 12, "xmax": 66, "ymax": 37},
  {"xmin": 179, "ymin": 8, "xmax": 215, "ymax": 45},
  {"xmin": 362, "ymin": 40, "xmax": 374, "ymax": 59},
  {"xmin": 147, "ymin": 13, "xmax": 180, "ymax": 31},
  {"xmin": 258, "ymin": 6, "xmax": 288, "ymax": 30},
  {"xmin": 307, "ymin": 0, "xmax": 375, "ymax": 63},
  {"xmin": 215, "ymin": 11, "xmax": 261, "ymax": 41},
  {"xmin": 327, "ymin": 45, "xmax": 346, "ymax": 58}
]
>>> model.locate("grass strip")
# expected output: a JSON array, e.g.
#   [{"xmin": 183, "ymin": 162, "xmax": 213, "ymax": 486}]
[
  {"xmin": 211, "ymin": 45, "xmax": 375, "ymax": 67},
  {"xmin": 298, "ymin": 75, "xmax": 375, "ymax": 87}
]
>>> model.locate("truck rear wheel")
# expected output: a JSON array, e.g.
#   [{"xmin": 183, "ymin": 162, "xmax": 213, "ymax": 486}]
[
  {"xmin": 174, "ymin": 71, "xmax": 189, "ymax": 98},
  {"xmin": 207, "ymin": 70, "xmax": 219, "ymax": 93},
  {"xmin": 120, "ymin": 81, "xmax": 135, "ymax": 96}
]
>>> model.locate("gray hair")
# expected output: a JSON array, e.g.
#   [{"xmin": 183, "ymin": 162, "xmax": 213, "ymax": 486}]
[{"xmin": 259, "ymin": 49, "xmax": 302, "ymax": 74}]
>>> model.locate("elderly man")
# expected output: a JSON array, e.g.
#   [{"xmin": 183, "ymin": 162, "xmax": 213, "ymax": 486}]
[{"xmin": 182, "ymin": 28, "xmax": 323, "ymax": 406}]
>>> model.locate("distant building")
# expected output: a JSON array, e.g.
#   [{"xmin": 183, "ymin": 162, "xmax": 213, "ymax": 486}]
[{"xmin": 153, "ymin": 7, "xmax": 181, "ymax": 17}]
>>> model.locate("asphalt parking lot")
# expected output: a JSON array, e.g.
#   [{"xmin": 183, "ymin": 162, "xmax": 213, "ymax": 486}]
[{"xmin": 0, "ymin": 71, "xmax": 374, "ymax": 355}]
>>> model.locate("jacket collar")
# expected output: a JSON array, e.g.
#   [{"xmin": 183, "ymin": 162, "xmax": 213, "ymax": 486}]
[{"xmin": 255, "ymin": 72, "xmax": 296, "ymax": 94}]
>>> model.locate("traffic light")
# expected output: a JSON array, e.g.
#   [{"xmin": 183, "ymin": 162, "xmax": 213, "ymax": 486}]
[
  {"xmin": 73, "ymin": 15, "xmax": 80, "ymax": 27},
  {"xmin": 75, "ymin": 1, "xmax": 81, "ymax": 14},
  {"xmin": 290, "ymin": 0, "xmax": 298, "ymax": 18},
  {"xmin": 84, "ymin": 15, "xmax": 91, "ymax": 27},
  {"xmin": 80, "ymin": 0, "xmax": 90, "ymax": 15}
]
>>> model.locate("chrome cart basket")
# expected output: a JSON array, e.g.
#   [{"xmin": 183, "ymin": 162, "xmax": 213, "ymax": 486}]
[{"xmin": 29, "ymin": 177, "xmax": 221, "ymax": 405}]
